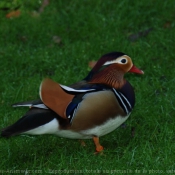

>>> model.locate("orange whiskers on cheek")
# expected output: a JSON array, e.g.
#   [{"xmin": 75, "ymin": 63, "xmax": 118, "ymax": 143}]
[{"xmin": 89, "ymin": 64, "xmax": 126, "ymax": 89}]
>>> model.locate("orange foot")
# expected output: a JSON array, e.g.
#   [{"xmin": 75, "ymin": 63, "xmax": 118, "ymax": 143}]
[{"xmin": 93, "ymin": 136, "xmax": 104, "ymax": 154}]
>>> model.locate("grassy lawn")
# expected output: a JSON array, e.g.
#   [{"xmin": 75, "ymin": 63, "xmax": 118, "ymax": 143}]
[{"xmin": 0, "ymin": 0, "xmax": 175, "ymax": 174}]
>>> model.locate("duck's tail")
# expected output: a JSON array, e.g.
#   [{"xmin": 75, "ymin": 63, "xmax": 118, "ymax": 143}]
[{"xmin": 1, "ymin": 108, "xmax": 58, "ymax": 137}]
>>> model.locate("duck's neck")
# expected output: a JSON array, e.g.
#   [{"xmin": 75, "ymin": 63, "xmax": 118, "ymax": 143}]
[{"xmin": 88, "ymin": 65, "xmax": 126, "ymax": 89}]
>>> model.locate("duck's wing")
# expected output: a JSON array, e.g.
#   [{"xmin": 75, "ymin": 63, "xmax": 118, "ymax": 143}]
[{"xmin": 39, "ymin": 78, "xmax": 97, "ymax": 119}]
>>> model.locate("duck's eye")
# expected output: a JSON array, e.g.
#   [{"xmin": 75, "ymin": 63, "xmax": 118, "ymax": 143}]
[
  {"xmin": 121, "ymin": 59, "xmax": 127, "ymax": 64},
  {"xmin": 112, "ymin": 56, "xmax": 129, "ymax": 65}
]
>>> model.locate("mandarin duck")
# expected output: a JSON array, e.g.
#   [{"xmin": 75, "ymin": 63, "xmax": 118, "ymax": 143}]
[{"xmin": 1, "ymin": 52, "xmax": 143, "ymax": 153}]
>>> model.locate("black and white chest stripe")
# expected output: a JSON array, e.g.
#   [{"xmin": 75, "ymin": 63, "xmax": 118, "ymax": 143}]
[{"xmin": 111, "ymin": 88, "xmax": 132, "ymax": 115}]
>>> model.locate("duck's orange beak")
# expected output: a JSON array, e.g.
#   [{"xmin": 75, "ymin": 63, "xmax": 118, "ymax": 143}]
[{"xmin": 129, "ymin": 65, "xmax": 144, "ymax": 74}]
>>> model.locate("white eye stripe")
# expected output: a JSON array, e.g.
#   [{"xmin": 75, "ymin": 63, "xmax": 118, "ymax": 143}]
[
  {"xmin": 103, "ymin": 55, "xmax": 128, "ymax": 66},
  {"xmin": 103, "ymin": 61, "xmax": 114, "ymax": 66}
]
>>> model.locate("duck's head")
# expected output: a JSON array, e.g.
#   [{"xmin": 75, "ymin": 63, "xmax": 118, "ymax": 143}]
[{"xmin": 85, "ymin": 52, "xmax": 144, "ymax": 89}]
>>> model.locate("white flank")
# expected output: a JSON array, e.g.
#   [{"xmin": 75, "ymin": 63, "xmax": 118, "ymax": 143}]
[
  {"xmin": 23, "ymin": 115, "xmax": 130, "ymax": 139},
  {"xmin": 24, "ymin": 118, "xmax": 59, "ymax": 135},
  {"xmin": 23, "ymin": 118, "xmax": 89, "ymax": 139},
  {"xmin": 82, "ymin": 114, "xmax": 130, "ymax": 137},
  {"xmin": 54, "ymin": 115, "xmax": 130, "ymax": 139},
  {"xmin": 55, "ymin": 129, "xmax": 90, "ymax": 139}
]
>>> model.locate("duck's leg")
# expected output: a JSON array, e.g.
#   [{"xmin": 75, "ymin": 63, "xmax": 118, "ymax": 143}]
[{"xmin": 93, "ymin": 136, "xmax": 104, "ymax": 153}]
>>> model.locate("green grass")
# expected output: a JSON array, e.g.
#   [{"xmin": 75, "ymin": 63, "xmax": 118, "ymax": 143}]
[{"xmin": 0, "ymin": 0, "xmax": 175, "ymax": 174}]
